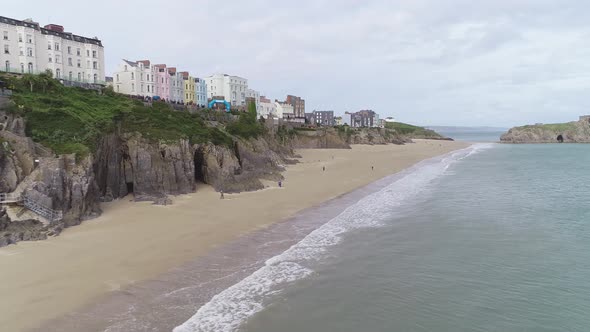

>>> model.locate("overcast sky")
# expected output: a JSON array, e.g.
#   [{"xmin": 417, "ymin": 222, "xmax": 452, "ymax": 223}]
[{"xmin": 5, "ymin": 0, "xmax": 590, "ymax": 126}]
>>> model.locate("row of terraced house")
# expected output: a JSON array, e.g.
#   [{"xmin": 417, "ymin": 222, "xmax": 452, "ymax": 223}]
[{"xmin": 0, "ymin": 16, "xmax": 320, "ymax": 123}]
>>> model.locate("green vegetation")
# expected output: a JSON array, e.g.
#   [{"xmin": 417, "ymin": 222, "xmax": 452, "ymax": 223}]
[
  {"xmin": 520, "ymin": 122, "xmax": 574, "ymax": 132},
  {"xmin": 385, "ymin": 122, "xmax": 443, "ymax": 138},
  {"xmin": 2, "ymin": 73, "xmax": 236, "ymax": 158},
  {"xmin": 225, "ymin": 100, "xmax": 264, "ymax": 139}
]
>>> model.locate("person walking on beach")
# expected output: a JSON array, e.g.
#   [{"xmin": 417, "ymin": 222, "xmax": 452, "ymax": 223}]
[
  {"xmin": 323, "ymin": 166, "xmax": 326, "ymax": 171},
  {"xmin": 278, "ymin": 180, "xmax": 282, "ymax": 188},
  {"xmin": 372, "ymin": 166, "xmax": 374, "ymax": 171},
  {"xmin": 220, "ymin": 190, "xmax": 224, "ymax": 199}
]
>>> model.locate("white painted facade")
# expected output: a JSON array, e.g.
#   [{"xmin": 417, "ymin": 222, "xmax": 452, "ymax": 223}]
[
  {"xmin": 169, "ymin": 69, "xmax": 184, "ymax": 103},
  {"xmin": 259, "ymin": 100, "xmax": 277, "ymax": 119},
  {"xmin": 113, "ymin": 59, "xmax": 154, "ymax": 96},
  {"xmin": 0, "ymin": 16, "xmax": 105, "ymax": 83},
  {"xmin": 275, "ymin": 102, "xmax": 294, "ymax": 119},
  {"xmin": 205, "ymin": 73, "xmax": 248, "ymax": 107},
  {"xmin": 245, "ymin": 88, "xmax": 260, "ymax": 111}
]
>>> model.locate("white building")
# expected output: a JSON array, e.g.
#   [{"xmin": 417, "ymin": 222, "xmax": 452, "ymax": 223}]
[
  {"xmin": 113, "ymin": 59, "xmax": 154, "ymax": 96},
  {"xmin": 168, "ymin": 67, "xmax": 184, "ymax": 103},
  {"xmin": 205, "ymin": 73, "xmax": 248, "ymax": 107},
  {"xmin": 258, "ymin": 96, "xmax": 277, "ymax": 119},
  {"xmin": 195, "ymin": 78, "xmax": 208, "ymax": 107},
  {"xmin": 245, "ymin": 88, "xmax": 260, "ymax": 112},
  {"xmin": 0, "ymin": 16, "xmax": 105, "ymax": 83},
  {"xmin": 275, "ymin": 101, "xmax": 295, "ymax": 119}
]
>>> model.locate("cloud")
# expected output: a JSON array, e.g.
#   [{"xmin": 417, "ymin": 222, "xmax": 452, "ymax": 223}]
[{"xmin": 5, "ymin": 0, "xmax": 590, "ymax": 126}]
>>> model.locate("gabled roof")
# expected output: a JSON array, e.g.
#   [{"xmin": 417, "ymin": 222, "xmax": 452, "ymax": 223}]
[
  {"xmin": 122, "ymin": 59, "xmax": 137, "ymax": 67},
  {"xmin": 137, "ymin": 60, "xmax": 150, "ymax": 66}
]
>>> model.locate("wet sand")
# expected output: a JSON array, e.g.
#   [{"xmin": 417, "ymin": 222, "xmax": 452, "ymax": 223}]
[{"xmin": 0, "ymin": 140, "xmax": 469, "ymax": 332}]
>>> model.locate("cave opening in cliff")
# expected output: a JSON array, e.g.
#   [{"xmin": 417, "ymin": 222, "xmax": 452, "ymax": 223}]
[
  {"xmin": 126, "ymin": 182, "xmax": 134, "ymax": 193},
  {"xmin": 557, "ymin": 134, "xmax": 564, "ymax": 143},
  {"xmin": 194, "ymin": 148, "xmax": 205, "ymax": 183}
]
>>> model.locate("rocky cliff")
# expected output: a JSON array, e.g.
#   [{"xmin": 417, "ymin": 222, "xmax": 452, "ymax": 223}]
[
  {"xmin": 291, "ymin": 127, "xmax": 410, "ymax": 149},
  {"xmin": 500, "ymin": 119, "xmax": 590, "ymax": 143}
]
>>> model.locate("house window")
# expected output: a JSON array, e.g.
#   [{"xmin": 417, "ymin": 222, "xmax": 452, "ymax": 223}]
[
  {"xmin": 27, "ymin": 62, "xmax": 33, "ymax": 73},
  {"xmin": 19, "ymin": 47, "xmax": 23, "ymax": 55},
  {"xmin": 67, "ymin": 46, "xmax": 71, "ymax": 54},
  {"xmin": 131, "ymin": 72, "xmax": 134, "ymax": 80},
  {"xmin": 87, "ymin": 60, "xmax": 90, "ymax": 68},
  {"xmin": 27, "ymin": 48, "xmax": 33, "ymax": 56},
  {"xmin": 141, "ymin": 84, "xmax": 144, "ymax": 92},
  {"xmin": 147, "ymin": 85, "xmax": 150, "ymax": 92},
  {"xmin": 86, "ymin": 50, "xmax": 90, "ymax": 57},
  {"xmin": 92, "ymin": 50, "xmax": 96, "ymax": 58},
  {"xmin": 68, "ymin": 58, "xmax": 72, "ymax": 66},
  {"xmin": 140, "ymin": 73, "xmax": 143, "ymax": 80},
  {"xmin": 56, "ymin": 68, "xmax": 61, "ymax": 78},
  {"xmin": 93, "ymin": 73, "xmax": 97, "ymax": 83},
  {"xmin": 48, "ymin": 57, "xmax": 52, "ymax": 63},
  {"xmin": 54, "ymin": 42, "xmax": 59, "ymax": 51},
  {"xmin": 3, "ymin": 45, "xmax": 8, "ymax": 54},
  {"xmin": 26, "ymin": 34, "xmax": 32, "ymax": 43},
  {"xmin": 76, "ymin": 48, "xmax": 80, "ymax": 56},
  {"xmin": 131, "ymin": 83, "xmax": 135, "ymax": 92},
  {"xmin": 5, "ymin": 60, "xmax": 9, "ymax": 72},
  {"xmin": 93, "ymin": 61, "xmax": 97, "ymax": 69},
  {"xmin": 20, "ymin": 63, "xmax": 24, "ymax": 73},
  {"xmin": 55, "ymin": 55, "xmax": 60, "ymax": 63},
  {"xmin": 2, "ymin": 31, "xmax": 7, "ymax": 40},
  {"xmin": 124, "ymin": 65, "xmax": 127, "ymax": 71},
  {"xmin": 116, "ymin": 74, "xmax": 119, "ymax": 82},
  {"xmin": 48, "ymin": 42, "xmax": 51, "ymax": 50},
  {"xmin": 18, "ymin": 34, "xmax": 22, "ymax": 42},
  {"xmin": 68, "ymin": 71, "xmax": 72, "ymax": 80},
  {"xmin": 77, "ymin": 59, "xmax": 81, "ymax": 68},
  {"xmin": 116, "ymin": 85, "xmax": 119, "ymax": 92},
  {"xmin": 78, "ymin": 72, "xmax": 81, "ymax": 81}
]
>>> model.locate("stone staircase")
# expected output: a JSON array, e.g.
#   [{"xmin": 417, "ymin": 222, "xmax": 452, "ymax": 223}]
[{"xmin": 0, "ymin": 157, "xmax": 63, "ymax": 224}]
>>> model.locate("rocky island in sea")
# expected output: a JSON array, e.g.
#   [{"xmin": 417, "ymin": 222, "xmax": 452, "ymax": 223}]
[
  {"xmin": 0, "ymin": 72, "xmax": 449, "ymax": 247},
  {"xmin": 501, "ymin": 115, "xmax": 590, "ymax": 143}
]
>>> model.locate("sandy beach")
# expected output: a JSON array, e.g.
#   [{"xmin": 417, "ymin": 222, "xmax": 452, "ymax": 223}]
[{"xmin": 0, "ymin": 140, "xmax": 469, "ymax": 332}]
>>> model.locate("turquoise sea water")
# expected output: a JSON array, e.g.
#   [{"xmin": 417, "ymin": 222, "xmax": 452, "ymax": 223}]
[{"xmin": 175, "ymin": 143, "xmax": 590, "ymax": 332}]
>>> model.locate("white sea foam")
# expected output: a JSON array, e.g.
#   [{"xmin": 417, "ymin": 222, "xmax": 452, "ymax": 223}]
[{"xmin": 173, "ymin": 144, "xmax": 490, "ymax": 332}]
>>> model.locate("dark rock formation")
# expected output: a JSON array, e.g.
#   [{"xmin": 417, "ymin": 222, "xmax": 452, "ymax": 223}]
[
  {"xmin": 0, "ymin": 208, "xmax": 53, "ymax": 247},
  {"xmin": 94, "ymin": 133, "xmax": 196, "ymax": 202}
]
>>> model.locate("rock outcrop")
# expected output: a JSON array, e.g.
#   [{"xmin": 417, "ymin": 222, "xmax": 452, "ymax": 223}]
[
  {"xmin": 291, "ymin": 127, "xmax": 411, "ymax": 148},
  {"xmin": 501, "ymin": 119, "xmax": 590, "ymax": 143},
  {"xmin": 0, "ymin": 208, "xmax": 49, "ymax": 247},
  {"xmin": 94, "ymin": 133, "xmax": 196, "ymax": 202}
]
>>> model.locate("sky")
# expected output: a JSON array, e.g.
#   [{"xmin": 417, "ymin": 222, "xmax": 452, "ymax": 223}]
[{"xmin": 5, "ymin": 0, "xmax": 590, "ymax": 127}]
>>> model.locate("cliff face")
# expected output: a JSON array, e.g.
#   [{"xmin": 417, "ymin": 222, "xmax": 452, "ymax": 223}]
[
  {"xmin": 501, "ymin": 119, "xmax": 590, "ymax": 143},
  {"xmin": 94, "ymin": 134, "xmax": 196, "ymax": 202},
  {"xmin": 291, "ymin": 127, "xmax": 410, "ymax": 148}
]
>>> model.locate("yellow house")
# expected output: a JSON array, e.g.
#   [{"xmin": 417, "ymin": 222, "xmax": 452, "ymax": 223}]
[{"xmin": 181, "ymin": 71, "xmax": 196, "ymax": 105}]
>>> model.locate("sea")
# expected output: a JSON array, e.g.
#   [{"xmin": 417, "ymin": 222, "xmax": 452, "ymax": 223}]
[{"xmin": 54, "ymin": 129, "xmax": 590, "ymax": 331}]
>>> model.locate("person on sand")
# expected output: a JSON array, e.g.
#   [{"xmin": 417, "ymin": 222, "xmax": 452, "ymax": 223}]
[
  {"xmin": 323, "ymin": 166, "xmax": 326, "ymax": 171},
  {"xmin": 220, "ymin": 190, "xmax": 224, "ymax": 199},
  {"xmin": 278, "ymin": 180, "xmax": 282, "ymax": 188},
  {"xmin": 372, "ymin": 166, "xmax": 374, "ymax": 171}
]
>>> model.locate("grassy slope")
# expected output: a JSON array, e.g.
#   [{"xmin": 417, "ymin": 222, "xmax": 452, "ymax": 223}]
[
  {"xmin": 2, "ymin": 74, "xmax": 267, "ymax": 157},
  {"xmin": 385, "ymin": 122, "xmax": 445, "ymax": 138}
]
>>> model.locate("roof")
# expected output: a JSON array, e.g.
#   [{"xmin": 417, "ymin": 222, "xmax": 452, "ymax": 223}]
[
  {"xmin": 168, "ymin": 67, "xmax": 177, "ymax": 74},
  {"xmin": 179, "ymin": 71, "xmax": 190, "ymax": 79},
  {"xmin": 122, "ymin": 59, "xmax": 137, "ymax": 67},
  {"xmin": 137, "ymin": 60, "xmax": 150, "ymax": 66},
  {"xmin": 153, "ymin": 64, "xmax": 166, "ymax": 68}
]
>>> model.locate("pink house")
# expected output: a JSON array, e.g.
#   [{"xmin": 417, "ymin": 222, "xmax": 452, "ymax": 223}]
[{"xmin": 153, "ymin": 64, "xmax": 170, "ymax": 101}]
